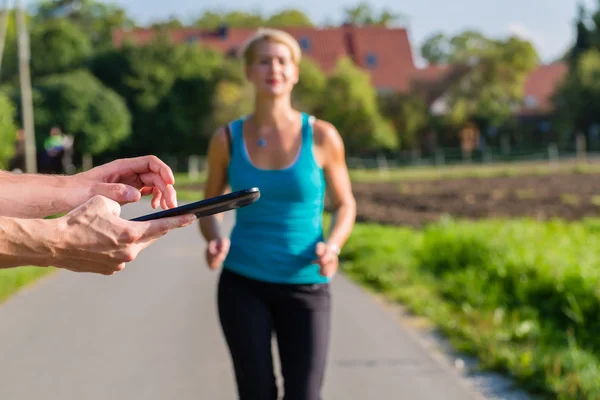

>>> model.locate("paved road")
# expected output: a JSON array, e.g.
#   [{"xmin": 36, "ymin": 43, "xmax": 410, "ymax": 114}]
[{"xmin": 0, "ymin": 201, "xmax": 485, "ymax": 399}]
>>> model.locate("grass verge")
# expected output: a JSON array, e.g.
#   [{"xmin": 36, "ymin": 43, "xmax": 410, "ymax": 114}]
[
  {"xmin": 175, "ymin": 159, "xmax": 600, "ymax": 187},
  {"xmin": 341, "ymin": 217, "xmax": 600, "ymax": 400},
  {"xmin": 348, "ymin": 159, "xmax": 600, "ymax": 182},
  {"xmin": 0, "ymin": 267, "xmax": 55, "ymax": 305}
]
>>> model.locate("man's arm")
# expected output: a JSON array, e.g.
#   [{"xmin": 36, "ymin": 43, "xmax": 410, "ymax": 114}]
[
  {"xmin": 0, "ymin": 156, "xmax": 178, "ymax": 219},
  {"xmin": 0, "ymin": 171, "xmax": 81, "ymax": 219},
  {"xmin": 0, "ymin": 196, "xmax": 197, "ymax": 274},
  {"xmin": 0, "ymin": 216, "xmax": 54, "ymax": 269}
]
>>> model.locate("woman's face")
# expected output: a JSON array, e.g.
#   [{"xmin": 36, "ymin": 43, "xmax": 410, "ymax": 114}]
[{"xmin": 246, "ymin": 40, "xmax": 299, "ymax": 97}]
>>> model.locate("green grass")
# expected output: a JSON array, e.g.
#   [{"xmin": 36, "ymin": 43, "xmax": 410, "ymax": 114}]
[
  {"xmin": 0, "ymin": 267, "xmax": 55, "ymax": 304},
  {"xmin": 174, "ymin": 159, "xmax": 600, "ymax": 187},
  {"xmin": 341, "ymin": 217, "xmax": 600, "ymax": 400},
  {"xmin": 348, "ymin": 159, "xmax": 600, "ymax": 182}
]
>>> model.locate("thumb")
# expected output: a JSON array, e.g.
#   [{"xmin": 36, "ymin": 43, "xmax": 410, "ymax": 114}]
[
  {"xmin": 93, "ymin": 183, "xmax": 141, "ymax": 204},
  {"xmin": 315, "ymin": 242, "xmax": 327, "ymax": 257},
  {"xmin": 136, "ymin": 214, "xmax": 197, "ymax": 240}
]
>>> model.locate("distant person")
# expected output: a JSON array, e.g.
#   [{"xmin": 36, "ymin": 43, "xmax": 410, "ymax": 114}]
[
  {"xmin": 199, "ymin": 28, "xmax": 356, "ymax": 400},
  {"xmin": 41, "ymin": 126, "xmax": 68, "ymax": 174},
  {"xmin": 8, "ymin": 128, "xmax": 25, "ymax": 173},
  {"xmin": 44, "ymin": 126, "xmax": 66, "ymax": 156},
  {"xmin": 0, "ymin": 155, "xmax": 196, "ymax": 275}
]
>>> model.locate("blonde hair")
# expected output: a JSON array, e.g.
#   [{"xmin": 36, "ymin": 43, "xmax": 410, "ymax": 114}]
[{"xmin": 240, "ymin": 28, "xmax": 302, "ymax": 67}]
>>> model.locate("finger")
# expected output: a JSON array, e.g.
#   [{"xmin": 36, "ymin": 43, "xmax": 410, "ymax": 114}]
[
  {"xmin": 136, "ymin": 214, "xmax": 197, "ymax": 240},
  {"xmin": 160, "ymin": 192, "xmax": 169, "ymax": 210},
  {"xmin": 151, "ymin": 187, "xmax": 162, "ymax": 209},
  {"xmin": 320, "ymin": 252, "xmax": 336, "ymax": 266},
  {"xmin": 140, "ymin": 187, "xmax": 153, "ymax": 197},
  {"xmin": 138, "ymin": 173, "xmax": 177, "ymax": 209},
  {"xmin": 315, "ymin": 242, "xmax": 327, "ymax": 257},
  {"xmin": 93, "ymin": 183, "xmax": 141, "ymax": 204},
  {"xmin": 128, "ymin": 156, "xmax": 175, "ymax": 185}
]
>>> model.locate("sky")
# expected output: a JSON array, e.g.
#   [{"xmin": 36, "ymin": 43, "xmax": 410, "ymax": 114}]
[{"xmin": 32, "ymin": 0, "xmax": 597, "ymax": 66}]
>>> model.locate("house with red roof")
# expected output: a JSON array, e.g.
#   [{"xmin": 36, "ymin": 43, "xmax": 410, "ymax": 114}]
[{"xmin": 113, "ymin": 25, "xmax": 568, "ymax": 119}]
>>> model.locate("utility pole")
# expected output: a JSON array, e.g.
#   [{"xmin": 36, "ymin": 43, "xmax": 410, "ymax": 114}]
[
  {"xmin": 0, "ymin": 0, "xmax": 10, "ymax": 78},
  {"xmin": 16, "ymin": 0, "xmax": 36, "ymax": 173}
]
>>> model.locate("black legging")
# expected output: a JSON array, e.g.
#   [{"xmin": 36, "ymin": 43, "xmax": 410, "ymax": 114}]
[{"xmin": 217, "ymin": 268, "xmax": 332, "ymax": 400}]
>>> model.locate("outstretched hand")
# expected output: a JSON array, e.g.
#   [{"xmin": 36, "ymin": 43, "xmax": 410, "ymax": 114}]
[{"xmin": 74, "ymin": 155, "xmax": 178, "ymax": 210}]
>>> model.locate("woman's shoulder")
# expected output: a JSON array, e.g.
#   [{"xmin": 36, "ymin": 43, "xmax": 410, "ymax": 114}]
[{"xmin": 309, "ymin": 117, "xmax": 344, "ymax": 151}]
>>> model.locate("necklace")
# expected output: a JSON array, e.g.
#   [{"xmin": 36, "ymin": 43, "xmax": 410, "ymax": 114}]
[{"xmin": 257, "ymin": 137, "xmax": 267, "ymax": 148}]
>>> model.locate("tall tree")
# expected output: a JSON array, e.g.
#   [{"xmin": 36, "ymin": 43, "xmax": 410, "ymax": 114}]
[
  {"xmin": 266, "ymin": 9, "xmax": 313, "ymax": 27},
  {"xmin": 33, "ymin": 0, "xmax": 134, "ymax": 50},
  {"xmin": 420, "ymin": 32, "xmax": 450, "ymax": 64},
  {"xmin": 436, "ymin": 32, "xmax": 539, "ymax": 133},
  {"xmin": 343, "ymin": 2, "xmax": 406, "ymax": 26},
  {"xmin": 193, "ymin": 10, "xmax": 264, "ymax": 29},
  {"xmin": 0, "ymin": 92, "xmax": 17, "ymax": 169},
  {"xmin": 320, "ymin": 57, "xmax": 397, "ymax": 155},
  {"xmin": 570, "ymin": 3, "xmax": 592, "ymax": 64},
  {"xmin": 89, "ymin": 38, "xmax": 227, "ymax": 157},
  {"xmin": 29, "ymin": 18, "xmax": 92, "ymax": 78},
  {"xmin": 9, "ymin": 69, "xmax": 131, "ymax": 156}
]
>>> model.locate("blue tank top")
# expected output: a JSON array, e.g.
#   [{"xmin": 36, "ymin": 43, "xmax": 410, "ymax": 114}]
[{"xmin": 223, "ymin": 112, "xmax": 329, "ymax": 284}]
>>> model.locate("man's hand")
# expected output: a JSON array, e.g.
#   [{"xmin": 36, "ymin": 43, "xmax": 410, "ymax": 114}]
[
  {"xmin": 51, "ymin": 195, "xmax": 197, "ymax": 275},
  {"xmin": 74, "ymin": 155, "xmax": 178, "ymax": 210},
  {"xmin": 313, "ymin": 242, "xmax": 339, "ymax": 279}
]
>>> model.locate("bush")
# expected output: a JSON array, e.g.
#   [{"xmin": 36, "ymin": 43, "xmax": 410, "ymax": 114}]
[{"xmin": 342, "ymin": 218, "xmax": 600, "ymax": 399}]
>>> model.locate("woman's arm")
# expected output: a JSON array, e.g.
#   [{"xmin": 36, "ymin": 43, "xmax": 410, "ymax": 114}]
[
  {"xmin": 314, "ymin": 120, "xmax": 357, "ymax": 252},
  {"xmin": 199, "ymin": 127, "xmax": 231, "ymax": 242}
]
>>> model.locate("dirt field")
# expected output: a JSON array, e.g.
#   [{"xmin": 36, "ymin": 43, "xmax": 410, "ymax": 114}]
[
  {"xmin": 352, "ymin": 173, "xmax": 600, "ymax": 227},
  {"xmin": 178, "ymin": 172, "xmax": 600, "ymax": 228}
]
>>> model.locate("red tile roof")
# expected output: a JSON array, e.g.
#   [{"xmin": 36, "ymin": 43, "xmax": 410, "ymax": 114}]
[
  {"xmin": 112, "ymin": 25, "xmax": 416, "ymax": 92},
  {"xmin": 519, "ymin": 62, "xmax": 568, "ymax": 116},
  {"xmin": 346, "ymin": 26, "xmax": 416, "ymax": 92},
  {"xmin": 112, "ymin": 26, "xmax": 568, "ymax": 116}
]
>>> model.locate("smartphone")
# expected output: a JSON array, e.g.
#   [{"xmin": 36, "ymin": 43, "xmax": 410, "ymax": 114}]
[{"xmin": 129, "ymin": 187, "xmax": 260, "ymax": 222}]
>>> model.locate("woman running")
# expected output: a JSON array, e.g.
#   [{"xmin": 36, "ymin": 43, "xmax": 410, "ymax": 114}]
[{"xmin": 199, "ymin": 27, "xmax": 356, "ymax": 400}]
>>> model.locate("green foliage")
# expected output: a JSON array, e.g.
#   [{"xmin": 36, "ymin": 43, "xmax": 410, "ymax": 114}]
[
  {"xmin": 0, "ymin": 92, "xmax": 17, "ymax": 168},
  {"xmin": 29, "ymin": 18, "xmax": 92, "ymax": 78},
  {"xmin": 193, "ymin": 8, "xmax": 313, "ymax": 29},
  {"xmin": 21, "ymin": 70, "xmax": 131, "ymax": 155},
  {"xmin": 320, "ymin": 57, "xmax": 398, "ymax": 154},
  {"xmin": 379, "ymin": 92, "xmax": 429, "ymax": 149},
  {"xmin": 90, "ymin": 39, "xmax": 227, "ymax": 157},
  {"xmin": 420, "ymin": 32, "xmax": 450, "ymax": 64},
  {"xmin": 292, "ymin": 58, "xmax": 327, "ymax": 114},
  {"xmin": 552, "ymin": 50, "xmax": 600, "ymax": 141},
  {"xmin": 0, "ymin": 267, "xmax": 54, "ymax": 305},
  {"xmin": 441, "ymin": 32, "xmax": 539, "ymax": 128},
  {"xmin": 266, "ymin": 9, "xmax": 314, "ymax": 27},
  {"xmin": 569, "ymin": 3, "xmax": 592, "ymax": 64},
  {"xmin": 33, "ymin": 0, "xmax": 135, "ymax": 50},
  {"xmin": 343, "ymin": 2, "xmax": 406, "ymax": 26},
  {"xmin": 342, "ymin": 218, "xmax": 600, "ymax": 399},
  {"xmin": 210, "ymin": 80, "xmax": 254, "ymax": 134}
]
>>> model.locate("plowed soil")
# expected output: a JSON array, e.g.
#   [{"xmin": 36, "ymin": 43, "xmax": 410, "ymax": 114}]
[
  {"xmin": 178, "ymin": 173, "xmax": 600, "ymax": 228},
  {"xmin": 351, "ymin": 173, "xmax": 600, "ymax": 227}
]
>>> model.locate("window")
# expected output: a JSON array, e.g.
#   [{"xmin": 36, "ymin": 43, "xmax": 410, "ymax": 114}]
[
  {"xmin": 525, "ymin": 95, "xmax": 537, "ymax": 108},
  {"xmin": 299, "ymin": 37, "xmax": 310, "ymax": 50},
  {"xmin": 365, "ymin": 53, "xmax": 377, "ymax": 68}
]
